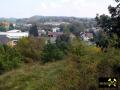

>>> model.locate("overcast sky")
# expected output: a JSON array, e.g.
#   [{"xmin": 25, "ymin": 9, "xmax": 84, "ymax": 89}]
[{"xmin": 0, "ymin": 0, "xmax": 117, "ymax": 18}]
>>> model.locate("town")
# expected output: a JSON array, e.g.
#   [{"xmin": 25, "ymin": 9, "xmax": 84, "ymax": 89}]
[{"xmin": 0, "ymin": 17, "xmax": 97, "ymax": 46}]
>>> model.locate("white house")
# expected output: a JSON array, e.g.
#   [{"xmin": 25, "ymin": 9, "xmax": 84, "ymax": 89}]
[
  {"xmin": 80, "ymin": 32, "xmax": 93, "ymax": 42},
  {"xmin": 52, "ymin": 27, "xmax": 60, "ymax": 32},
  {"xmin": 38, "ymin": 30, "xmax": 46, "ymax": 36}
]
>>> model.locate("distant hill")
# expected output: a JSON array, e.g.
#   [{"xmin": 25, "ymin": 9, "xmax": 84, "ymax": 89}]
[
  {"xmin": 0, "ymin": 18, "xmax": 17, "ymax": 23},
  {"xmin": 0, "ymin": 16, "xmax": 96, "ymax": 27},
  {"xmin": 16, "ymin": 15, "xmax": 95, "ymax": 24}
]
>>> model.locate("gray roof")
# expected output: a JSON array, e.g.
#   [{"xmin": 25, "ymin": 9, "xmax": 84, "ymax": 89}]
[{"xmin": 0, "ymin": 35, "xmax": 9, "ymax": 45}]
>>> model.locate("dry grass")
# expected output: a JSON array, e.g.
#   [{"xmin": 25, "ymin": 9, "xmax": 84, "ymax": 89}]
[{"xmin": 0, "ymin": 58, "xmax": 83, "ymax": 90}]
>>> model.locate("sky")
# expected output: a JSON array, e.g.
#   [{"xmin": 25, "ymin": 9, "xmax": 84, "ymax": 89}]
[{"xmin": 0, "ymin": 0, "xmax": 117, "ymax": 18}]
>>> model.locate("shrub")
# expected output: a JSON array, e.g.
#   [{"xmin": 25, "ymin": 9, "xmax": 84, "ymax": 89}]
[
  {"xmin": 70, "ymin": 38, "xmax": 86, "ymax": 56},
  {"xmin": 0, "ymin": 45, "xmax": 22, "ymax": 74},
  {"xmin": 16, "ymin": 37, "xmax": 45, "ymax": 62},
  {"xmin": 97, "ymin": 48, "xmax": 120, "ymax": 77},
  {"xmin": 41, "ymin": 43, "xmax": 64, "ymax": 63}
]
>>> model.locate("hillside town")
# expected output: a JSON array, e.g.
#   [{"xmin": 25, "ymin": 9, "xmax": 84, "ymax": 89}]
[{"xmin": 0, "ymin": 19, "xmax": 96, "ymax": 46}]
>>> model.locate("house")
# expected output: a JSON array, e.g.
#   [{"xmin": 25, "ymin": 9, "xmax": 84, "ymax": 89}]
[
  {"xmin": 47, "ymin": 32, "xmax": 63, "ymax": 43},
  {"xmin": 44, "ymin": 22, "xmax": 69, "ymax": 26},
  {"xmin": 0, "ymin": 30, "xmax": 29, "ymax": 46},
  {"xmin": 85, "ymin": 32, "xmax": 93, "ymax": 39},
  {"xmin": 0, "ymin": 32, "xmax": 28, "ymax": 39},
  {"xmin": 13, "ymin": 23, "xmax": 16, "ymax": 27},
  {"xmin": 38, "ymin": 30, "xmax": 46, "ymax": 36},
  {"xmin": 48, "ymin": 32, "xmax": 63, "ymax": 37},
  {"xmin": 6, "ymin": 32, "xmax": 29, "ymax": 39},
  {"xmin": 52, "ymin": 27, "xmax": 60, "ymax": 32},
  {"xmin": 80, "ymin": 32, "xmax": 93, "ymax": 42},
  {"xmin": 24, "ymin": 24, "xmax": 32, "ymax": 27},
  {"xmin": 0, "ymin": 21, "xmax": 9, "ymax": 30},
  {"xmin": 0, "ymin": 21, "xmax": 9, "ymax": 26}
]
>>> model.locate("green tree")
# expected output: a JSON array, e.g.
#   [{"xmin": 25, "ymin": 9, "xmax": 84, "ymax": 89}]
[
  {"xmin": 95, "ymin": 14, "xmax": 111, "ymax": 33},
  {"xmin": 69, "ymin": 22, "xmax": 85, "ymax": 36},
  {"xmin": 0, "ymin": 26, "xmax": 6, "ymax": 32},
  {"xmin": 56, "ymin": 34, "xmax": 70, "ymax": 54},
  {"xmin": 9, "ymin": 23, "xmax": 14, "ymax": 30},
  {"xmin": 41, "ymin": 43, "xmax": 64, "ymax": 63},
  {"xmin": 94, "ymin": 30, "xmax": 109, "ymax": 51},
  {"xmin": 59, "ymin": 24, "xmax": 70, "ymax": 34},
  {"xmin": 29, "ymin": 24, "xmax": 39, "ymax": 37},
  {"xmin": 95, "ymin": 0, "xmax": 120, "ymax": 48},
  {"xmin": 60, "ymin": 23, "xmax": 85, "ymax": 36}
]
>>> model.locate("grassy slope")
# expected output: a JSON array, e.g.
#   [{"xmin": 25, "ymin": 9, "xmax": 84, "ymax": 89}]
[
  {"xmin": 0, "ymin": 59, "xmax": 82, "ymax": 90},
  {"xmin": 0, "ymin": 45, "xmax": 101, "ymax": 90}
]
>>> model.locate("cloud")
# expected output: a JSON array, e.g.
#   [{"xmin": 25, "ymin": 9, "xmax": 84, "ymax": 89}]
[
  {"xmin": 33, "ymin": 0, "xmax": 117, "ymax": 17},
  {"xmin": 0, "ymin": 0, "xmax": 117, "ymax": 18}
]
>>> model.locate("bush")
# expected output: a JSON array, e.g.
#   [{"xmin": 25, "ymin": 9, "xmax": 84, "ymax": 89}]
[
  {"xmin": 56, "ymin": 34, "xmax": 70, "ymax": 54},
  {"xmin": 41, "ymin": 43, "xmax": 64, "ymax": 63},
  {"xmin": 0, "ymin": 45, "xmax": 22, "ymax": 74},
  {"xmin": 70, "ymin": 38, "xmax": 86, "ymax": 56},
  {"xmin": 16, "ymin": 37, "xmax": 45, "ymax": 62},
  {"xmin": 97, "ymin": 48, "xmax": 120, "ymax": 77},
  {"xmin": 41, "ymin": 34, "xmax": 71, "ymax": 63}
]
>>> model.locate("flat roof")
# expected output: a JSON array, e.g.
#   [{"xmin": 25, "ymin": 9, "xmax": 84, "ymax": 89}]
[{"xmin": 0, "ymin": 32, "xmax": 29, "ymax": 39}]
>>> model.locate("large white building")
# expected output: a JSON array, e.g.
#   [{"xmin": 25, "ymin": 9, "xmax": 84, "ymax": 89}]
[
  {"xmin": 0, "ymin": 29, "xmax": 29, "ymax": 46},
  {"xmin": 0, "ymin": 29, "xmax": 29, "ymax": 39}
]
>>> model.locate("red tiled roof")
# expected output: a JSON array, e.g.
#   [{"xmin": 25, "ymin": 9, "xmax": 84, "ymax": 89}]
[{"xmin": 48, "ymin": 32, "xmax": 63, "ymax": 36}]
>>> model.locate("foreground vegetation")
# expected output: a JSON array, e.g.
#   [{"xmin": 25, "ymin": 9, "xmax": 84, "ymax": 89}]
[{"xmin": 0, "ymin": 36, "xmax": 120, "ymax": 90}]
